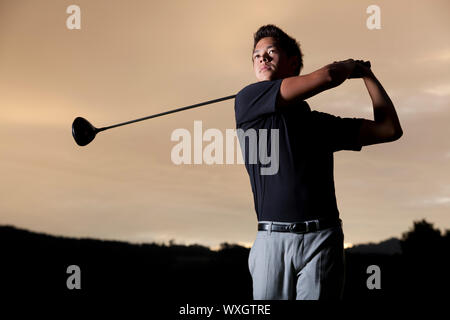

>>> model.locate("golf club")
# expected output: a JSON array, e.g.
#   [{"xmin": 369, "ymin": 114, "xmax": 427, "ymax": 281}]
[
  {"xmin": 72, "ymin": 60, "xmax": 371, "ymax": 147},
  {"xmin": 72, "ymin": 94, "xmax": 237, "ymax": 146}
]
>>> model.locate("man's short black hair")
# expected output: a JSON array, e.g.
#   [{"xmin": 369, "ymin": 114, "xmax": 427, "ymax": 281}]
[{"xmin": 252, "ymin": 24, "xmax": 304, "ymax": 75}]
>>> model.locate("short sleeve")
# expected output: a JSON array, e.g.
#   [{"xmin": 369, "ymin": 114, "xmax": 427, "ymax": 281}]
[
  {"xmin": 311, "ymin": 111, "xmax": 365, "ymax": 152},
  {"xmin": 234, "ymin": 79, "xmax": 283, "ymax": 126}
]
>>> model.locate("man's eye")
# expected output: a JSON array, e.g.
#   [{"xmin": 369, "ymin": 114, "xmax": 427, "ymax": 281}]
[{"xmin": 269, "ymin": 49, "xmax": 275, "ymax": 54}]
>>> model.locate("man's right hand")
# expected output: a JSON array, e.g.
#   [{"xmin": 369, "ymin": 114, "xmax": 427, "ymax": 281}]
[
  {"xmin": 327, "ymin": 59, "xmax": 358, "ymax": 87},
  {"xmin": 348, "ymin": 60, "xmax": 372, "ymax": 79},
  {"xmin": 326, "ymin": 59, "xmax": 372, "ymax": 87}
]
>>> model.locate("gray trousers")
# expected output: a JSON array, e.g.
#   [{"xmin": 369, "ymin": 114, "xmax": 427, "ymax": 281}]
[{"xmin": 248, "ymin": 221, "xmax": 345, "ymax": 300}]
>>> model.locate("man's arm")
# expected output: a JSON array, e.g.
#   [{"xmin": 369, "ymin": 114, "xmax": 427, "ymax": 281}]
[
  {"xmin": 277, "ymin": 58, "xmax": 403, "ymax": 145},
  {"xmin": 277, "ymin": 59, "xmax": 357, "ymax": 107},
  {"xmin": 356, "ymin": 67, "xmax": 403, "ymax": 146}
]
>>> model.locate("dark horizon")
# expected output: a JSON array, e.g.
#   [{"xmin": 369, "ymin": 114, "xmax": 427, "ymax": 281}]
[
  {"xmin": 4, "ymin": 216, "xmax": 447, "ymax": 252},
  {"xmin": 1, "ymin": 218, "xmax": 448, "ymax": 301}
]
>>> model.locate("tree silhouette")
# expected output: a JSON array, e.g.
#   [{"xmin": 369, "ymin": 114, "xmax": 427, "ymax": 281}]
[
  {"xmin": 399, "ymin": 219, "xmax": 449, "ymax": 300},
  {"xmin": 400, "ymin": 219, "xmax": 443, "ymax": 256}
]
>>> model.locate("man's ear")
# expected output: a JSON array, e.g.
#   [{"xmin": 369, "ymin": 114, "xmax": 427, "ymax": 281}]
[{"xmin": 288, "ymin": 56, "xmax": 300, "ymax": 74}]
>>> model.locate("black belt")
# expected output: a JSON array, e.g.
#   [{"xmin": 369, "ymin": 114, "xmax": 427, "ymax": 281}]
[{"xmin": 258, "ymin": 219, "xmax": 341, "ymax": 234}]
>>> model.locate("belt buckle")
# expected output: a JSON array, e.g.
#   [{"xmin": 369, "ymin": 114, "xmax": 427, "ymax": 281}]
[
  {"xmin": 305, "ymin": 221, "xmax": 310, "ymax": 233},
  {"xmin": 307, "ymin": 220, "xmax": 319, "ymax": 232},
  {"xmin": 288, "ymin": 223, "xmax": 296, "ymax": 232}
]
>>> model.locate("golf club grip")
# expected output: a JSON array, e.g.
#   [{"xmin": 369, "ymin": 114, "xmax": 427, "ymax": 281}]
[{"xmin": 98, "ymin": 94, "xmax": 237, "ymax": 132}]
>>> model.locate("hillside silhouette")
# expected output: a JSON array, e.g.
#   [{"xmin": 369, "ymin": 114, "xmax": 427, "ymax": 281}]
[
  {"xmin": 347, "ymin": 237, "xmax": 401, "ymax": 255},
  {"xmin": 0, "ymin": 219, "xmax": 448, "ymax": 301}
]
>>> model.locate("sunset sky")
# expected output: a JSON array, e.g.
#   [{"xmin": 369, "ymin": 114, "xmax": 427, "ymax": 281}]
[{"xmin": 1, "ymin": 0, "xmax": 449, "ymax": 248}]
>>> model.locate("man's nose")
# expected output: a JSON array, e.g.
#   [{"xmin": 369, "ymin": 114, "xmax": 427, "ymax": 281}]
[{"xmin": 259, "ymin": 53, "xmax": 270, "ymax": 63}]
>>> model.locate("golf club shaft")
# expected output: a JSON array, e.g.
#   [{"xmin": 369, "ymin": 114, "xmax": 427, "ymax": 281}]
[{"xmin": 97, "ymin": 94, "xmax": 237, "ymax": 132}]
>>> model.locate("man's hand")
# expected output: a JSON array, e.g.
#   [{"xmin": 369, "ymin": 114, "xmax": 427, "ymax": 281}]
[
  {"xmin": 327, "ymin": 59, "xmax": 357, "ymax": 87},
  {"xmin": 348, "ymin": 60, "xmax": 372, "ymax": 79},
  {"xmin": 326, "ymin": 59, "xmax": 372, "ymax": 88}
]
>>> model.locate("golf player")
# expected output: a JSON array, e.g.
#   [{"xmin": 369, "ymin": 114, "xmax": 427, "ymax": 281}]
[{"xmin": 234, "ymin": 24, "xmax": 403, "ymax": 300}]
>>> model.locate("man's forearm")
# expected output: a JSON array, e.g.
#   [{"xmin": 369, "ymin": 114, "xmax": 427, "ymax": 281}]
[
  {"xmin": 277, "ymin": 59, "xmax": 362, "ymax": 107},
  {"xmin": 363, "ymin": 70, "xmax": 403, "ymax": 137},
  {"xmin": 277, "ymin": 66, "xmax": 332, "ymax": 107}
]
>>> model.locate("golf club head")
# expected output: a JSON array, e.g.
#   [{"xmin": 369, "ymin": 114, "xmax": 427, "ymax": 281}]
[{"xmin": 72, "ymin": 117, "xmax": 98, "ymax": 146}]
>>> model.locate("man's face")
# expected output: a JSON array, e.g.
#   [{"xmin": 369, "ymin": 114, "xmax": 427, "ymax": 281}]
[{"xmin": 252, "ymin": 37, "xmax": 297, "ymax": 82}]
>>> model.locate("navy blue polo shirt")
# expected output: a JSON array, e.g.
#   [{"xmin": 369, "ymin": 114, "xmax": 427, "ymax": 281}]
[{"xmin": 234, "ymin": 78, "xmax": 364, "ymax": 222}]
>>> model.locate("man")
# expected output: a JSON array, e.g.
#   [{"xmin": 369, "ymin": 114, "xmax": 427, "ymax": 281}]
[{"xmin": 234, "ymin": 24, "xmax": 403, "ymax": 300}]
